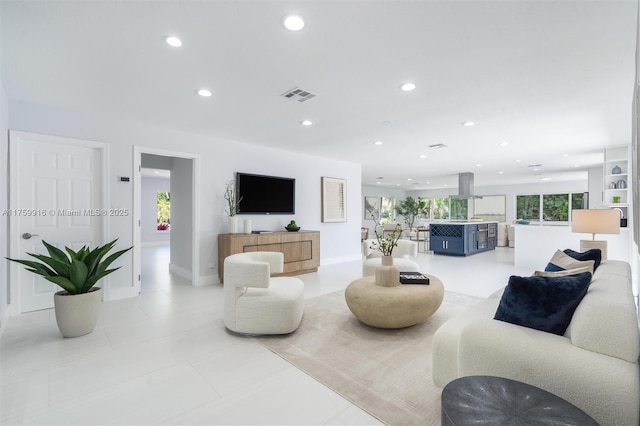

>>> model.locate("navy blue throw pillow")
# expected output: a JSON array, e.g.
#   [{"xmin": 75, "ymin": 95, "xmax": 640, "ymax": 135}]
[
  {"xmin": 494, "ymin": 272, "xmax": 591, "ymax": 335},
  {"xmin": 563, "ymin": 248, "xmax": 601, "ymax": 271}
]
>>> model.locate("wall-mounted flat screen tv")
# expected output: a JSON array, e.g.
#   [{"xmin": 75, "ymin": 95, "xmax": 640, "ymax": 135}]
[{"xmin": 236, "ymin": 172, "xmax": 295, "ymax": 214}]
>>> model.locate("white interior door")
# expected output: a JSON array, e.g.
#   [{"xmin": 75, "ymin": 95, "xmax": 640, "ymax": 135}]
[{"xmin": 9, "ymin": 131, "xmax": 105, "ymax": 313}]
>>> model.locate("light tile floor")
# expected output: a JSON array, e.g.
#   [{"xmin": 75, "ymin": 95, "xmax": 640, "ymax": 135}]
[{"xmin": 1, "ymin": 245, "xmax": 531, "ymax": 425}]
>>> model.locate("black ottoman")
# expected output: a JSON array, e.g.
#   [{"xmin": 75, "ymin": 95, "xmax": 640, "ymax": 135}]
[{"xmin": 441, "ymin": 376, "xmax": 599, "ymax": 425}]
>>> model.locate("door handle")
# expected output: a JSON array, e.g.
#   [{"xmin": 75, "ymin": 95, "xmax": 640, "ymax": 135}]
[{"xmin": 22, "ymin": 233, "xmax": 39, "ymax": 240}]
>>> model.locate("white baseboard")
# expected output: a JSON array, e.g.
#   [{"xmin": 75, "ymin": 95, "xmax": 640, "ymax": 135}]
[
  {"xmin": 169, "ymin": 263, "xmax": 192, "ymax": 281},
  {"xmin": 197, "ymin": 274, "xmax": 220, "ymax": 286}
]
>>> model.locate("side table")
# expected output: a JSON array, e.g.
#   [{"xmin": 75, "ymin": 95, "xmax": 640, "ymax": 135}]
[{"xmin": 441, "ymin": 375, "xmax": 599, "ymax": 425}]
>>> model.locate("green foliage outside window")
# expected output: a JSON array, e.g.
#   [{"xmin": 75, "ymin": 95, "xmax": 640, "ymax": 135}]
[
  {"xmin": 432, "ymin": 198, "xmax": 450, "ymax": 220},
  {"xmin": 157, "ymin": 191, "xmax": 171, "ymax": 225},
  {"xmin": 516, "ymin": 195, "xmax": 540, "ymax": 220},
  {"xmin": 450, "ymin": 199, "xmax": 468, "ymax": 220},
  {"xmin": 379, "ymin": 197, "xmax": 395, "ymax": 224},
  {"xmin": 543, "ymin": 194, "xmax": 569, "ymax": 221},
  {"xmin": 571, "ymin": 193, "xmax": 585, "ymax": 211},
  {"xmin": 517, "ymin": 193, "xmax": 585, "ymax": 222}
]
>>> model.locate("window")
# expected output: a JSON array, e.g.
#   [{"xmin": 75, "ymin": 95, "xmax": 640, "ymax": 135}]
[
  {"xmin": 543, "ymin": 193, "xmax": 569, "ymax": 221},
  {"xmin": 432, "ymin": 198, "xmax": 450, "ymax": 220},
  {"xmin": 571, "ymin": 192, "xmax": 586, "ymax": 211},
  {"xmin": 450, "ymin": 199, "xmax": 468, "ymax": 220},
  {"xmin": 420, "ymin": 198, "xmax": 432, "ymax": 220},
  {"xmin": 517, "ymin": 193, "xmax": 586, "ymax": 223},
  {"xmin": 157, "ymin": 191, "xmax": 170, "ymax": 231},
  {"xmin": 516, "ymin": 195, "xmax": 540, "ymax": 220},
  {"xmin": 379, "ymin": 197, "xmax": 395, "ymax": 224}
]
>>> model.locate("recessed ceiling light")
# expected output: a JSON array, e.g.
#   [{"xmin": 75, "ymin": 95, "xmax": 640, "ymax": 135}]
[
  {"xmin": 164, "ymin": 36, "xmax": 182, "ymax": 47},
  {"xmin": 540, "ymin": 177, "xmax": 552, "ymax": 181},
  {"xmin": 574, "ymin": 164, "xmax": 581, "ymax": 167},
  {"xmin": 283, "ymin": 15, "xmax": 305, "ymax": 31},
  {"xmin": 374, "ymin": 141, "xmax": 383, "ymax": 146},
  {"xmin": 443, "ymin": 184, "xmax": 448, "ymax": 187},
  {"xmin": 197, "ymin": 89, "xmax": 212, "ymax": 97},
  {"xmin": 562, "ymin": 154, "xmax": 569, "ymax": 157},
  {"xmin": 407, "ymin": 178, "xmax": 412, "ymax": 181},
  {"xmin": 153, "ymin": 171, "xmax": 160, "ymax": 174},
  {"xmin": 476, "ymin": 164, "xmax": 481, "ymax": 167},
  {"xmin": 301, "ymin": 120, "xmax": 313, "ymax": 126},
  {"xmin": 515, "ymin": 159, "xmax": 521, "ymax": 163},
  {"xmin": 376, "ymin": 181, "xmax": 382, "ymax": 185},
  {"xmin": 498, "ymin": 142, "xmax": 509, "ymax": 146},
  {"xmin": 498, "ymin": 171, "xmax": 504, "ymax": 174},
  {"xmin": 419, "ymin": 154, "xmax": 426, "ymax": 159},
  {"xmin": 426, "ymin": 181, "xmax": 431, "ymax": 184},
  {"xmin": 400, "ymin": 82, "xmax": 416, "ymax": 91},
  {"xmin": 462, "ymin": 121, "xmax": 475, "ymax": 127}
]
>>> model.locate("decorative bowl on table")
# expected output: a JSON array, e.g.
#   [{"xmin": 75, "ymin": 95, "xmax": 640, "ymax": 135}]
[{"xmin": 285, "ymin": 226, "xmax": 300, "ymax": 232}]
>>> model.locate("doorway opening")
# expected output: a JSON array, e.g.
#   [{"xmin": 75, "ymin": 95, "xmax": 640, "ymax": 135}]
[{"xmin": 133, "ymin": 148, "xmax": 200, "ymax": 295}]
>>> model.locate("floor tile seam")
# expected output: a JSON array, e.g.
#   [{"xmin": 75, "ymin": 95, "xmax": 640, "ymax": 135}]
[
  {"xmin": 0, "ymin": 365, "xmax": 52, "ymax": 423},
  {"xmin": 9, "ymin": 360, "xmax": 207, "ymax": 424},
  {"xmin": 159, "ymin": 366, "xmax": 318, "ymax": 425},
  {"xmin": 186, "ymin": 345, "xmax": 297, "ymax": 399},
  {"xmin": 0, "ymin": 340, "xmax": 112, "ymax": 379}
]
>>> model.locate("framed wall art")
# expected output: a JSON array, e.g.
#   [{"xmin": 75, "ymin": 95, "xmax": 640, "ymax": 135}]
[
  {"xmin": 321, "ymin": 177, "xmax": 347, "ymax": 222},
  {"xmin": 364, "ymin": 196, "xmax": 380, "ymax": 220}
]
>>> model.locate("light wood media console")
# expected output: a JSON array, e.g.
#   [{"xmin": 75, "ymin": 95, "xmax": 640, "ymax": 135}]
[{"xmin": 218, "ymin": 230, "xmax": 320, "ymax": 282}]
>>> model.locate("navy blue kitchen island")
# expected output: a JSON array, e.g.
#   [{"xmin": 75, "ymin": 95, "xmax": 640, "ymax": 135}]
[{"xmin": 430, "ymin": 222, "xmax": 498, "ymax": 256}]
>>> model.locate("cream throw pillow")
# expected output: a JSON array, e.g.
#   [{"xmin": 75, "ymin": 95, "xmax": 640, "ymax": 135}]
[
  {"xmin": 545, "ymin": 250, "xmax": 595, "ymax": 275},
  {"xmin": 534, "ymin": 265, "xmax": 593, "ymax": 278}
]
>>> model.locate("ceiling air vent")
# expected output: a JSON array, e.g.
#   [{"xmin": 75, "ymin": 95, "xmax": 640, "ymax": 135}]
[
  {"xmin": 429, "ymin": 143, "xmax": 448, "ymax": 149},
  {"xmin": 280, "ymin": 87, "xmax": 317, "ymax": 102}
]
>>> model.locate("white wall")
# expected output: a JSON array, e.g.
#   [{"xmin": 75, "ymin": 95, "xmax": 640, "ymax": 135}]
[
  {"xmin": 588, "ymin": 166, "xmax": 605, "ymax": 209},
  {"xmin": 0, "ymin": 79, "xmax": 8, "ymax": 327},
  {"xmin": 8, "ymin": 100, "xmax": 363, "ymax": 291},
  {"xmin": 141, "ymin": 176, "xmax": 170, "ymax": 245},
  {"xmin": 169, "ymin": 157, "xmax": 192, "ymax": 272}
]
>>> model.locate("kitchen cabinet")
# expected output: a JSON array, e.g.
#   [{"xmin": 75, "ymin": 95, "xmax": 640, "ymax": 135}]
[{"xmin": 430, "ymin": 222, "xmax": 497, "ymax": 256}]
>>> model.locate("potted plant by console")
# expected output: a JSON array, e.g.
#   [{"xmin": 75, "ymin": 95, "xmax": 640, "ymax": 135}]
[
  {"xmin": 285, "ymin": 220, "xmax": 300, "ymax": 232},
  {"xmin": 6, "ymin": 239, "xmax": 132, "ymax": 338},
  {"xmin": 224, "ymin": 180, "xmax": 242, "ymax": 233}
]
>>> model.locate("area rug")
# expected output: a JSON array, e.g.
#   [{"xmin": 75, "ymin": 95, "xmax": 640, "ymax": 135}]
[{"xmin": 257, "ymin": 290, "xmax": 482, "ymax": 425}]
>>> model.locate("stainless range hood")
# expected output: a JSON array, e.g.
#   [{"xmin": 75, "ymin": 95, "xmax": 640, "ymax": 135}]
[{"xmin": 450, "ymin": 172, "xmax": 483, "ymax": 199}]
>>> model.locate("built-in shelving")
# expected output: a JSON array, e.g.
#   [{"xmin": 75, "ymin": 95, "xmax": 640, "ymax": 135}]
[{"xmin": 604, "ymin": 145, "xmax": 630, "ymax": 224}]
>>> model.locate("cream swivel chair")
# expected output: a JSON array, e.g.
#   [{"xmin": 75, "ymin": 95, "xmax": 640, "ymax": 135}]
[
  {"xmin": 223, "ymin": 252, "xmax": 304, "ymax": 335},
  {"xmin": 362, "ymin": 238, "xmax": 420, "ymax": 277}
]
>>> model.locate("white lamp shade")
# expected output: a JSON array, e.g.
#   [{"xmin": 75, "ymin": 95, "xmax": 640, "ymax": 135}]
[{"xmin": 571, "ymin": 209, "xmax": 620, "ymax": 236}]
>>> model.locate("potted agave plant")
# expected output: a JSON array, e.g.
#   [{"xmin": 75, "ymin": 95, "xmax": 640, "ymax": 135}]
[{"xmin": 7, "ymin": 239, "xmax": 132, "ymax": 338}]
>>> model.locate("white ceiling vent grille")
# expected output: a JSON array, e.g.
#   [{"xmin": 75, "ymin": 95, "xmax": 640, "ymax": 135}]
[
  {"xmin": 429, "ymin": 143, "xmax": 448, "ymax": 149},
  {"xmin": 281, "ymin": 87, "xmax": 317, "ymax": 102}
]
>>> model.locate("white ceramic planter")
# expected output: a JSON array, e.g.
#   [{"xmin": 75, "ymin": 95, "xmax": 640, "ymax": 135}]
[
  {"xmin": 228, "ymin": 216, "xmax": 238, "ymax": 233},
  {"xmin": 54, "ymin": 287, "xmax": 103, "ymax": 338}
]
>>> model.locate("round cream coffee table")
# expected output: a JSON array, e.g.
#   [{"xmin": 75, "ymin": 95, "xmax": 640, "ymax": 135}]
[{"xmin": 344, "ymin": 274, "xmax": 444, "ymax": 329}]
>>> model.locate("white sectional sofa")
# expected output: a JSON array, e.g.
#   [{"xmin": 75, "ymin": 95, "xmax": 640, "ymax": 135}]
[{"xmin": 432, "ymin": 260, "xmax": 640, "ymax": 426}]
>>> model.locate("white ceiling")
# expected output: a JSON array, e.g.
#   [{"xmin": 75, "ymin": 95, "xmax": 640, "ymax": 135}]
[{"xmin": 2, "ymin": 0, "xmax": 637, "ymax": 190}]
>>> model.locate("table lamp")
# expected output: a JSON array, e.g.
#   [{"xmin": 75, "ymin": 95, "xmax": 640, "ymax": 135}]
[{"xmin": 571, "ymin": 209, "xmax": 620, "ymax": 259}]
